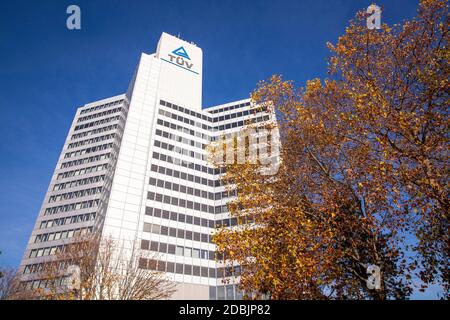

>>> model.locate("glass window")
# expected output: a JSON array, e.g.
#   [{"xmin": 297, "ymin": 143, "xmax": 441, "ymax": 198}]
[
  {"xmin": 163, "ymin": 195, "xmax": 170, "ymax": 204},
  {"xmin": 148, "ymin": 259, "xmax": 157, "ymax": 270},
  {"xmin": 217, "ymin": 286, "xmax": 225, "ymax": 300},
  {"xmin": 151, "ymin": 224, "xmax": 160, "ymax": 234},
  {"xmin": 159, "ymin": 243, "xmax": 167, "ymax": 253},
  {"xmin": 192, "ymin": 249, "xmax": 200, "ymax": 259},
  {"xmin": 150, "ymin": 241, "xmax": 159, "ymax": 251},
  {"xmin": 176, "ymin": 246, "xmax": 184, "ymax": 256},
  {"xmin": 167, "ymin": 262, "xmax": 175, "ymax": 273},
  {"xmin": 193, "ymin": 266, "xmax": 200, "ymax": 276},
  {"xmin": 141, "ymin": 240, "xmax": 149, "ymax": 250},
  {"xmin": 226, "ymin": 285, "xmax": 234, "ymax": 300},
  {"xmin": 157, "ymin": 261, "xmax": 166, "ymax": 272},
  {"xmin": 235, "ymin": 287, "xmax": 243, "ymax": 300},
  {"xmin": 184, "ymin": 264, "xmax": 192, "ymax": 275},
  {"xmin": 143, "ymin": 223, "xmax": 152, "ymax": 232}
]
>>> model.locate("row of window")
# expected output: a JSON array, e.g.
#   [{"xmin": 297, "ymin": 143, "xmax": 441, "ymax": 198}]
[
  {"xmin": 141, "ymin": 239, "xmax": 214, "ymax": 260},
  {"xmin": 60, "ymin": 153, "xmax": 111, "ymax": 169},
  {"xmin": 77, "ymin": 107, "xmax": 125, "ymax": 123},
  {"xmin": 23, "ymin": 261, "xmax": 63, "ymax": 275},
  {"xmin": 145, "ymin": 207, "xmax": 238, "ymax": 229},
  {"xmin": 44, "ymin": 199, "xmax": 100, "ymax": 216},
  {"xmin": 158, "ymin": 109, "xmax": 212, "ymax": 131},
  {"xmin": 23, "ymin": 257, "xmax": 81, "ymax": 278},
  {"xmin": 161, "ymin": 99, "xmax": 254, "ymax": 126},
  {"xmin": 160, "ymin": 102, "xmax": 268, "ymax": 132},
  {"xmin": 67, "ymin": 133, "xmax": 116, "ymax": 149},
  {"xmin": 39, "ymin": 212, "xmax": 96, "ymax": 229},
  {"xmin": 150, "ymin": 163, "xmax": 220, "ymax": 188},
  {"xmin": 53, "ymin": 175, "xmax": 105, "ymax": 191},
  {"xmin": 79, "ymin": 99, "xmax": 124, "ymax": 115},
  {"xmin": 48, "ymin": 187, "xmax": 102, "ymax": 203},
  {"xmin": 210, "ymin": 284, "xmax": 244, "ymax": 300},
  {"xmin": 147, "ymin": 191, "xmax": 228, "ymax": 214},
  {"xmin": 207, "ymin": 101, "xmax": 250, "ymax": 114},
  {"xmin": 63, "ymin": 143, "xmax": 115, "ymax": 159},
  {"xmin": 149, "ymin": 176, "xmax": 235, "ymax": 201},
  {"xmin": 152, "ymin": 151, "xmax": 223, "ymax": 175},
  {"xmin": 214, "ymin": 115, "xmax": 270, "ymax": 131},
  {"xmin": 154, "ymin": 139, "xmax": 206, "ymax": 161},
  {"xmin": 33, "ymin": 226, "xmax": 93, "ymax": 244},
  {"xmin": 20, "ymin": 277, "xmax": 67, "ymax": 290},
  {"xmin": 160, "ymin": 100, "xmax": 214, "ymax": 123},
  {"xmin": 143, "ymin": 222, "xmax": 213, "ymax": 243},
  {"xmin": 139, "ymin": 257, "xmax": 241, "ymax": 279},
  {"xmin": 155, "ymin": 128, "xmax": 205, "ymax": 150},
  {"xmin": 74, "ymin": 115, "xmax": 123, "ymax": 131},
  {"xmin": 156, "ymin": 118, "xmax": 212, "ymax": 141},
  {"xmin": 28, "ymin": 244, "xmax": 65, "ymax": 258},
  {"xmin": 57, "ymin": 164, "xmax": 108, "ymax": 180},
  {"xmin": 71, "ymin": 124, "xmax": 120, "ymax": 140},
  {"xmin": 215, "ymin": 107, "xmax": 265, "ymax": 123},
  {"xmin": 27, "ymin": 237, "xmax": 91, "ymax": 259}
]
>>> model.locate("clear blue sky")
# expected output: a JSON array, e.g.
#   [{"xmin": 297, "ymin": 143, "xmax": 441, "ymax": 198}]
[{"xmin": 1, "ymin": 0, "xmax": 439, "ymax": 298}]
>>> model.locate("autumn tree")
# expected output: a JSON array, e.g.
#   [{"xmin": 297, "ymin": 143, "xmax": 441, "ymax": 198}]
[
  {"xmin": 0, "ymin": 268, "xmax": 22, "ymax": 300},
  {"xmin": 0, "ymin": 250, "xmax": 34, "ymax": 300},
  {"xmin": 212, "ymin": 0, "xmax": 448, "ymax": 299},
  {"xmin": 11, "ymin": 235, "xmax": 175, "ymax": 300}
]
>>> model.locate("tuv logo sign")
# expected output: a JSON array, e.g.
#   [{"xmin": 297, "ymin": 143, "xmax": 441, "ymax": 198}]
[
  {"xmin": 163, "ymin": 46, "xmax": 197, "ymax": 74},
  {"xmin": 171, "ymin": 47, "xmax": 190, "ymax": 60},
  {"xmin": 168, "ymin": 46, "xmax": 193, "ymax": 70}
]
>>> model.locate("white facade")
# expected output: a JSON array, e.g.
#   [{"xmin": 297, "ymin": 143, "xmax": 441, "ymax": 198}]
[{"xmin": 19, "ymin": 32, "xmax": 274, "ymax": 300}]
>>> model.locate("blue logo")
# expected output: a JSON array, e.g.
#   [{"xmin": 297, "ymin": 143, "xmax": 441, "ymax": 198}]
[
  {"xmin": 171, "ymin": 46, "xmax": 190, "ymax": 60},
  {"xmin": 162, "ymin": 45, "xmax": 197, "ymax": 74}
]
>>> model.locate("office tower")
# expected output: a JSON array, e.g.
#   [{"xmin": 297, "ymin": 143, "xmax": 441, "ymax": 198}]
[{"xmin": 19, "ymin": 32, "xmax": 275, "ymax": 299}]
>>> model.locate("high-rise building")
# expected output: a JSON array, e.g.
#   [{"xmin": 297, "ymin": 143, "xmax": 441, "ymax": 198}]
[{"xmin": 19, "ymin": 32, "xmax": 275, "ymax": 299}]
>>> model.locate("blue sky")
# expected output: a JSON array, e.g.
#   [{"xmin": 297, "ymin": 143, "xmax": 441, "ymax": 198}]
[{"xmin": 0, "ymin": 0, "xmax": 439, "ymax": 298}]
